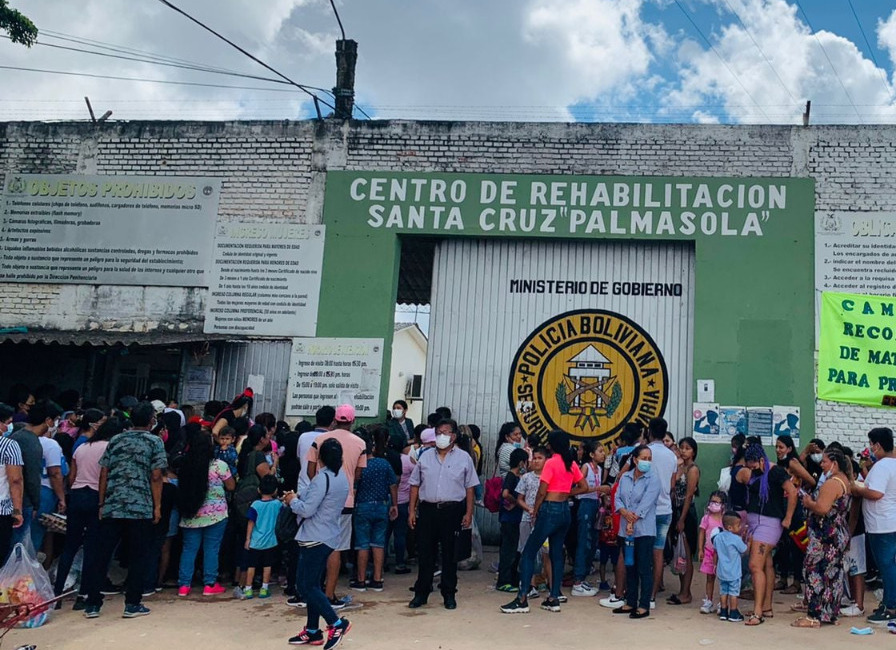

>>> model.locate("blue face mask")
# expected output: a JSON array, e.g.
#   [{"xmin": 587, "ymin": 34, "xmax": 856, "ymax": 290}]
[
  {"xmin": 513, "ymin": 442, "xmax": 522, "ymax": 449},
  {"xmin": 637, "ymin": 460, "xmax": 652, "ymax": 473}
]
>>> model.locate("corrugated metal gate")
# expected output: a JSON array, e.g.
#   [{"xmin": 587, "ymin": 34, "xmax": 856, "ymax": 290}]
[
  {"xmin": 425, "ymin": 238, "xmax": 695, "ymax": 540},
  {"xmin": 216, "ymin": 340, "xmax": 292, "ymax": 418}
]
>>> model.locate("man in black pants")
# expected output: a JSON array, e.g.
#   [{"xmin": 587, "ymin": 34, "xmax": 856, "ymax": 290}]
[{"xmin": 408, "ymin": 418, "xmax": 479, "ymax": 610}]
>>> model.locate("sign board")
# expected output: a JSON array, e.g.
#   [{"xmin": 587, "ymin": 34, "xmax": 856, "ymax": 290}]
[
  {"xmin": 0, "ymin": 174, "xmax": 220, "ymax": 286},
  {"xmin": 818, "ymin": 291, "xmax": 896, "ymax": 407},
  {"xmin": 772, "ymin": 405, "xmax": 800, "ymax": 444},
  {"xmin": 692, "ymin": 402, "xmax": 720, "ymax": 442},
  {"xmin": 815, "ymin": 212, "xmax": 896, "ymax": 295},
  {"xmin": 285, "ymin": 338, "xmax": 383, "ymax": 417},
  {"xmin": 204, "ymin": 222, "xmax": 325, "ymax": 336}
]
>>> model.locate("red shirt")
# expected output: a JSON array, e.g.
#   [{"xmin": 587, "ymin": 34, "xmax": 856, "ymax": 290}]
[{"xmin": 539, "ymin": 454, "xmax": 583, "ymax": 493}]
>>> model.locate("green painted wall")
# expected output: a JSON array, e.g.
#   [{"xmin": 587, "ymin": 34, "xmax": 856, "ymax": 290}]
[{"xmin": 318, "ymin": 172, "xmax": 815, "ymax": 447}]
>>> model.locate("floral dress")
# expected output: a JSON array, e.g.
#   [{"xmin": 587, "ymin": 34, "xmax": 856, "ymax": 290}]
[{"xmin": 803, "ymin": 477, "xmax": 850, "ymax": 622}]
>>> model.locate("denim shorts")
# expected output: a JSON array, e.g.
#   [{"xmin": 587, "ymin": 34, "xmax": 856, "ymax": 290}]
[
  {"xmin": 354, "ymin": 502, "xmax": 388, "ymax": 550},
  {"xmin": 719, "ymin": 578, "xmax": 741, "ymax": 596},
  {"xmin": 654, "ymin": 513, "xmax": 672, "ymax": 550}
]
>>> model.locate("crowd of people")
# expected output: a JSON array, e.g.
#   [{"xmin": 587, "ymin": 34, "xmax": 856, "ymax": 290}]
[{"xmin": 0, "ymin": 382, "xmax": 892, "ymax": 646}]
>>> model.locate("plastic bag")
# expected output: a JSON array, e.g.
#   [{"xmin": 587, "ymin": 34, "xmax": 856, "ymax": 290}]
[
  {"xmin": 0, "ymin": 543, "xmax": 55, "ymax": 628},
  {"xmin": 671, "ymin": 535, "xmax": 688, "ymax": 576}
]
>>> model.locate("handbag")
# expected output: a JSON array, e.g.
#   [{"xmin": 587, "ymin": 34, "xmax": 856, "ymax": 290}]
[
  {"xmin": 788, "ymin": 522, "xmax": 809, "ymax": 552},
  {"xmin": 275, "ymin": 504, "xmax": 299, "ymax": 543},
  {"xmin": 483, "ymin": 474, "xmax": 503, "ymax": 513}
]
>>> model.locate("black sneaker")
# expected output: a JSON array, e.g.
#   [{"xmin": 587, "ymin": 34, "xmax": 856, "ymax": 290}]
[
  {"xmin": 288, "ymin": 627, "xmax": 324, "ymax": 645},
  {"xmin": 324, "ymin": 618, "xmax": 351, "ymax": 650},
  {"xmin": 84, "ymin": 605, "xmax": 101, "ymax": 619},
  {"xmin": 394, "ymin": 565, "xmax": 411, "ymax": 575},
  {"xmin": 500, "ymin": 597, "xmax": 530, "ymax": 614},
  {"xmin": 348, "ymin": 580, "xmax": 367, "ymax": 592},
  {"xmin": 100, "ymin": 581, "xmax": 123, "ymax": 596},
  {"xmin": 367, "ymin": 580, "xmax": 384, "ymax": 592},
  {"xmin": 868, "ymin": 609, "xmax": 896, "ymax": 625},
  {"xmin": 122, "ymin": 604, "xmax": 150, "ymax": 618},
  {"xmin": 727, "ymin": 609, "xmax": 744, "ymax": 622},
  {"xmin": 540, "ymin": 597, "xmax": 561, "ymax": 612},
  {"xmin": 286, "ymin": 595, "xmax": 307, "ymax": 608},
  {"xmin": 718, "ymin": 607, "xmax": 729, "ymax": 621},
  {"xmin": 328, "ymin": 597, "xmax": 346, "ymax": 611},
  {"xmin": 72, "ymin": 596, "xmax": 87, "ymax": 611}
]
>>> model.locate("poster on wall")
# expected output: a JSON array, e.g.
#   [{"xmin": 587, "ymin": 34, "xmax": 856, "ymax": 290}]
[
  {"xmin": 692, "ymin": 402, "xmax": 720, "ymax": 442},
  {"xmin": 718, "ymin": 406, "xmax": 746, "ymax": 438},
  {"xmin": 204, "ymin": 223, "xmax": 325, "ymax": 336},
  {"xmin": 772, "ymin": 405, "xmax": 800, "ymax": 443},
  {"xmin": 815, "ymin": 212, "xmax": 896, "ymax": 295},
  {"xmin": 0, "ymin": 174, "xmax": 220, "ymax": 286},
  {"xmin": 285, "ymin": 338, "xmax": 383, "ymax": 417},
  {"xmin": 818, "ymin": 290, "xmax": 896, "ymax": 407},
  {"xmin": 746, "ymin": 407, "xmax": 773, "ymax": 440}
]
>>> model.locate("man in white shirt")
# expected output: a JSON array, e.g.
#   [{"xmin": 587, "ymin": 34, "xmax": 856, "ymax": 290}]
[
  {"xmin": 297, "ymin": 406, "xmax": 335, "ymax": 492},
  {"xmin": 646, "ymin": 417, "xmax": 677, "ymax": 605},
  {"xmin": 854, "ymin": 427, "xmax": 896, "ymax": 625}
]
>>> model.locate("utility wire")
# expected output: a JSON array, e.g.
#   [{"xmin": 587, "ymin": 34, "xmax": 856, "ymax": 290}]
[
  {"xmin": 154, "ymin": 0, "xmax": 334, "ymax": 112},
  {"xmin": 794, "ymin": 1, "xmax": 862, "ymax": 122},
  {"xmin": 673, "ymin": 0, "xmax": 770, "ymax": 121},
  {"xmin": 722, "ymin": 0, "xmax": 799, "ymax": 103},
  {"xmin": 329, "ymin": 0, "xmax": 346, "ymax": 41},
  {"xmin": 844, "ymin": 0, "xmax": 894, "ymax": 101}
]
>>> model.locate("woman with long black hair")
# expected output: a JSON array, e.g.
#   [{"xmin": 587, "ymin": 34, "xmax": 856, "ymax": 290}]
[
  {"xmin": 211, "ymin": 388, "xmax": 253, "ymax": 437},
  {"xmin": 494, "ymin": 422, "xmax": 524, "ymax": 478},
  {"xmin": 774, "ymin": 434, "xmax": 815, "ymax": 595},
  {"xmin": 501, "ymin": 430, "xmax": 588, "ymax": 614},
  {"xmin": 176, "ymin": 424, "xmax": 235, "ymax": 596}
]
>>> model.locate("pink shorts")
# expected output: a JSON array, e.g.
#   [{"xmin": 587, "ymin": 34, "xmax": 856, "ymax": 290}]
[{"xmin": 699, "ymin": 548, "xmax": 716, "ymax": 575}]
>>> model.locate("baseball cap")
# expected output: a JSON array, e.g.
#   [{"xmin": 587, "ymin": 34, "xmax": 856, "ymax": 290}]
[
  {"xmin": 150, "ymin": 400, "xmax": 166, "ymax": 414},
  {"xmin": 421, "ymin": 427, "xmax": 436, "ymax": 444},
  {"xmin": 334, "ymin": 403, "xmax": 355, "ymax": 423}
]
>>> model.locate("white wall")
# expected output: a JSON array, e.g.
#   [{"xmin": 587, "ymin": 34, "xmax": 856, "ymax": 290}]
[{"xmin": 388, "ymin": 325, "xmax": 427, "ymax": 425}]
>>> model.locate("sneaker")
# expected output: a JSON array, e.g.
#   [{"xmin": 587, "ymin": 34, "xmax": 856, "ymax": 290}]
[
  {"xmin": 394, "ymin": 565, "xmax": 411, "ymax": 575},
  {"xmin": 203, "ymin": 583, "xmax": 226, "ymax": 596},
  {"xmin": 718, "ymin": 607, "xmax": 729, "ymax": 621},
  {"xmin": 177, "ymin": 586, "xmax": 191, "ymax": 597},
  {"xmin": 527, "ymin": 586, "xmax": 539, "ymax": 599},
  {"xmin": 841, "ymin": 604, "xmax": 865, "ymax": 617},
  {"xmin": 496, "ymin": 583, "xmax": 517, "ymax": 593},
  {"xmin": 72, "ymin": 596, "xmax": 87, "ymax": 611},
  {"xmin": 288, "ymin": 627, "xmax": 325, "ymax": 646},
  {"xmin": 650, "ymin": 599, "xmax": 656, "ymax": 610},
  {"xmin": 700, "ymin": 598, "xmax": 715, "ymax": 614},
  {"xmin": 122, "ymin": 604, "xmax": 150, "ymax": 618},
  {"xmin": 889, "ymin": 621, "xmax": 896, "ymax": 635},
  {"xmin": 243, "ymin": 587, "xmax": 254, "ymax": 599},
  {"xmin": 100, "ymin": 581, "xmax": 123, "ymax": 596},
  {"xmin": 324, "ymin": 618, "xmax": 351, "ymax": 650},
  {"xmin": 328, "ymin": 597, "xmax": 346, "ymax": 611},
  {"xmin": 541, "ymin": 597, "xmax": 561, "ymax": 612},
  {"xmin": 599, "ymin": 595, "xmax": 625, "ymax": 608},
  {"xmin": 500, "ymin": 597, "xmax": 530, "ymax": 614},
  {"xmin": 233, "ymin": 586, "xmax": 245, "ymax": 600},
  {"xmin": 598, "ymin": 581, "xmax": 611, "ymax": 592},
  {"xmin": 287, "ymin": 595, "xmax": 307, "ymax": 607},
  {"xmin": 557, "ymin": 592, "xmax": 567, "ymax": 603},
  {"xmin": 349, "ymin": 579, "xmax": 367, "ymax": 592},
  {"xmin": 727, "ymin": 609, "xmax": 744, "ymax": 622},
  {"xmin": 367, "ymin": 580, "xmax": 384, "ymax": 592},
  {"xmin": 572, "ymin": 582, "xmax": 598, "ymax": 597},
  {"xmin": 259, "ymin": 587, "xmax": 270, "ymax": 599},
  {"xmin": 84, "ymin": 605, "xmax": 101, "ymax": 618},
  {"xmin": 868, "ymin": 609, "xmax": 896, "ymax": 625}
]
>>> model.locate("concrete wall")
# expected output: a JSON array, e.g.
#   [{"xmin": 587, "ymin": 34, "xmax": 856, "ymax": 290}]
[
  {"xmin": 3, "ymin": 119, "xmax": 896, "ymax": 448},
  {"xmin": 387, "ymin": 324, "xmax": 427, "ymax": 425}
]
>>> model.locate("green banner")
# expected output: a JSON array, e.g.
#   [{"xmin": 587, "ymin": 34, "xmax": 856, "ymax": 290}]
[{"xmin": 819, "ymin": 291, "xmax": 896, "ymax": 407}]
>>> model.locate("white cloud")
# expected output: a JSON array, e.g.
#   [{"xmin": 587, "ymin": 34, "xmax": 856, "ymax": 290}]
[{"xmin": 879, "ymin": 9, "xmax": 896, "ymax": 79}]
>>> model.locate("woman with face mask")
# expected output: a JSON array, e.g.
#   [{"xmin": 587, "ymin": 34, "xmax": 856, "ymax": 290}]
[
  {"xmin": 494, "ymin": 422, "xmax": 524, "ymax": 478},
  {"xmin": 387, "ymin": 400, "xmax": 414, "ymax": 445},
  {"xmin": 791, "ymin": 449, "xmax": 851, "ymax": 628},
  {"xmin": 773, "ymin": 434, "xmax": 815, "ymax": 596}
]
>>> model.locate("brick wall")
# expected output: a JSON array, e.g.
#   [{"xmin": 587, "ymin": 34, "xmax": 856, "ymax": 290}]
[{"xmin": 3, "ymin": 119, "xmax": 896, "ymax": 446}]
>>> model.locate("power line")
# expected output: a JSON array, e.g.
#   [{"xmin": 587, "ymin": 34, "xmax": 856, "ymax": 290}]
[
  {"xmin": 329, "ymin": 0, "xmax": 346, "ymax": 41},
  {"xmin": 844, "ymin": 0, "xmax": 894, "ymax": 101},
  {"xmin": 721, "ymin": 0, "xmax": 799, "ymax": 103},
  {"xmin": 794, "ymin": 1, "xmax": 862, "ymax": 122},
  {"xmin": 673, "ymin": 0, "xmax": 770, "ymax": 122},
  {"xmin": 154, "ymin": 0, "xmax": 334, "ymax": 114}
]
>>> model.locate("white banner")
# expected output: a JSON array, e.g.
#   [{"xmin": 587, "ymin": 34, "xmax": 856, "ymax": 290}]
[
  {"xmin": 286, "ymin": 338, "xmax": 383, "ymax": 417},
  {"xmin": 1, "ymin": 174, "xmax": 220, "ymax": 286}
]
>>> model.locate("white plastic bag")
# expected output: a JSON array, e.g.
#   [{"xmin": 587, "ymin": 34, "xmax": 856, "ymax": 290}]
[{"xmin": 0, "ymin": 543, "xmax": 55, "ymax": 627}]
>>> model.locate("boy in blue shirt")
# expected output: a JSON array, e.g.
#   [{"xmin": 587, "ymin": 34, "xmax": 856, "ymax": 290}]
[
  {"xmin": 711, "ymin": 512, "xmax": 748, "ymax": 622},
  {"xmin": 237, "ymin": 475, "xmax": 282, "ymax": 599}
]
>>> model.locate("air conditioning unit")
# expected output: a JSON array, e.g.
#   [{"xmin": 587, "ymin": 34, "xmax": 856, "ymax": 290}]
[{"xmin": 405, "ymin": 374, "xmax": 424, "ymax": 401}]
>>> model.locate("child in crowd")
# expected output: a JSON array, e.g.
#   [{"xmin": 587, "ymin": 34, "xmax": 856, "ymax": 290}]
[
  {"xmin": 711, "ymin": 511, "xmax": 748, "ymax": 622},
  {"xmin": 496, "ymin": 448, "xmax": 528, "ymax": 592},
  {"xmin": 572, "ymin": 441, "xmax": 609, "ymax": 596},
  {"xmin": 215, "ymin": 426, "xmax": 239, "ymax": 477},
  {"xmin": 516, "ymin": 447, "xmax": 548, "ymax": 595},
  {"xmin": 697, "ymin": 490, "xmax": 727, "ymax": 614},
  {"xmin": 236, "ymin": 475, "xmax": 282, "ymax": 599}
]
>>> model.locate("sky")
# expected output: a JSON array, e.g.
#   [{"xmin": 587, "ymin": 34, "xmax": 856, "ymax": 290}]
[{"xmin": 1, "ymin": 0, "xmax": 895, "ymax": 125}]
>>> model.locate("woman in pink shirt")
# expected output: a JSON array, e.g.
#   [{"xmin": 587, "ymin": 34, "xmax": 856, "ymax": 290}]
[
  {"xmin": 53, "ymin": 417, "xmax": 123, "ymax": 604},
  {"xmin": 501, "ymin": 430, "xmax": 588, "ymax": 615}
]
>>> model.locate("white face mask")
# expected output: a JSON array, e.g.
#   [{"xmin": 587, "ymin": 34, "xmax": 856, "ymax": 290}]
[
  {"xmin": 391, "ymin": 408, "xmax": 404, "ymax": 419},
  {"xmin": 435, "ymin": 434, "xmax": 452, "ymax": 450},
  {"xmin": 810, "ymin": 453, "xmax": 823, "ymax": 464}
]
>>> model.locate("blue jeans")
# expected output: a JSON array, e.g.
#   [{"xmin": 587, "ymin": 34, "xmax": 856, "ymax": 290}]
[
  {"xmin": 518, "ymin": 501, "xmax": 571, "ymax": 600},
  {"xmin": 297, "ymin": 542, "xmax": 338, "ymax": 630},
  {"xmin": 868, "ymin": 532, "xmax": 896, "ymax": 609},
  {"xmin": 386, "ymin": 503, "xmax": 410, "ymax": 566},
  {"xmin": 11, "ymin": 505, "xmax": 33, "ymax": 548},
  {"xmin": 54, "ymin": 487, "xmax": 100, "ymax": 596},
  {"xmin": 626, "ymin": 536, "xmax": 655, "ymax": 611},
  {"xmin": 31, "ymin": 486, "xmax": 58, "ymax": 551},
  {"xmin": 574, "ymin": 499, "xmax": 600, "ymax": 581},
  {"xmin": 178, "ymin": 519, "xmax": 228, "ymax": 587}
]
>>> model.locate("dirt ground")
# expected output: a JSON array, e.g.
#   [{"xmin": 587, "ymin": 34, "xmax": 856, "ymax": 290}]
[{"xmin": 3, "ymin": 548, "xmax": 884, "ymax": 650}]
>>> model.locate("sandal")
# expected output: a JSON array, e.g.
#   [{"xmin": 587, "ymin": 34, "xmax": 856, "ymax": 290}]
[
  {"xmin": 763, "ymin": 610, "xmax": 774, "ymax": 618},
  {"xmin": 745, "ymin": 613, "xmax": 764, "ymax": 626},
  {"xmin": 667, "ymin": 595, "xmax": 683, "ymax": 605},
  {"xmin": 790, "ymin": 602, "xmax": 808, "ymax": 612},
  {"xmin": 790, "ymin": 616, "xmax": 821, "ymax": 628},
  {"xmin": 782, "ymin": 584, "xmax": 801, "ymax": 595}
]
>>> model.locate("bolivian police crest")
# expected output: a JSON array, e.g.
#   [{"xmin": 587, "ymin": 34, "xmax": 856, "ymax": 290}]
[{"xmin": 508, "ymin": 309, "xmax": 668, "ymax": 445}]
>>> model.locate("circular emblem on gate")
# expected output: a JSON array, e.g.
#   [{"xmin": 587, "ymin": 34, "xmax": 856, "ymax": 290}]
[{"xmin": 508, "ymin": 309, "xmax": 669, "ymax": 446}]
